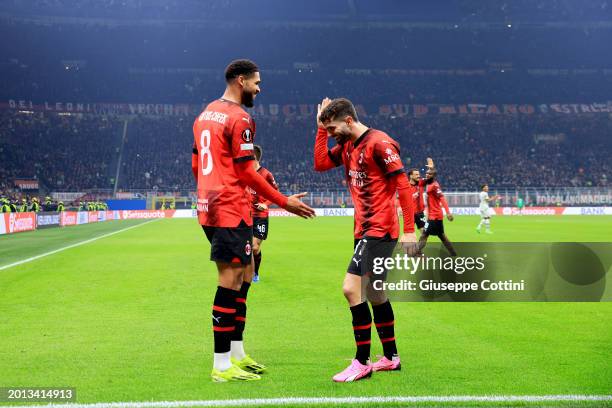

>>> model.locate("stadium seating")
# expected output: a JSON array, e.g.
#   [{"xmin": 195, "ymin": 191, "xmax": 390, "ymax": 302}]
[{"xmin": 1, "ymin": 110, "xmax": 608, "ymax": 196}]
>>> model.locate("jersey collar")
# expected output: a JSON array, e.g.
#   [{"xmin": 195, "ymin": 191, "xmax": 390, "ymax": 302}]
[
  {"xmin": 218, "ymin": 97, "xmax": 240, "ymax": 106},
  {"xmin": 353, "ymin": 128, "xmax": 372, "ymax": 148}
]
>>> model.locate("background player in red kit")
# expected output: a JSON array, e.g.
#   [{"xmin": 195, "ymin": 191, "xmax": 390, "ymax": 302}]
[
  {"xmin": 191, "ymin": 59, "xmax": 314, "ymax": 382},
  {"xmin": 417, "ymin": 167, "xmax": 457, "ymax": 256},
  {"xmin": 314, "ymin": 97, "xmax": 416, "ymax": 382},
  {"xmin": 249, "ymin": 144, "xmax": 278, "ymax": 282},
  {"xmin": 408, "ymin": 168, "xmax": 426, "ymax": 233}
]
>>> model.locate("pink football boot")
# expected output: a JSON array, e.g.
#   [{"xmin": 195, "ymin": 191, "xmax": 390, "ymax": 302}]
[
  {"xmin": 371, "ymin": 355, "xmax": 401, "ymax": 372},
  {"xmin": 332, "ymin": 359, "xmax": 372, "ymax": 382}
]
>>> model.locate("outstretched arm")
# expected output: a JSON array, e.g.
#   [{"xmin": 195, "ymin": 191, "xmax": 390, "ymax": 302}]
[{"xmin": 235, "ymin": 160, "xmax": 314, "ymax": 218}]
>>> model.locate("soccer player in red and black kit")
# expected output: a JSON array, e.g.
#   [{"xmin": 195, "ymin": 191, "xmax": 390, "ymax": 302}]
[
  {"xmin": 249, "ymin": 144, "xmax": 278, "ymax": 282},
  {"xmin": 191, "ymin": 59, "xmax": 315, "ymax": 382},
  {"xmin": 408, "ymin": 168, "xmax": 426, "ymax": 233},
  {"xmin": 417, "ymin": 167, "xmax": 457, "ymax": 256},
  {"xmin": 314, "ymin": 97, "xmax": 416, "ymax": 382}
]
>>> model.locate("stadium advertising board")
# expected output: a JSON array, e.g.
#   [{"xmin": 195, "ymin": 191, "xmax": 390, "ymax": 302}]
[
  {"xmin": 36, "ymin": 212, "xmax": 61, "ymax": 229},
  {"xmin": 88, "ymin": 211, "xmax": 99, "ymax": 223},
  {"xmin": 2, "ymin": 207, "xmax": 611, "ymax": 236},
  {"xmin": 0, "ymin": 213, "xmax": 36, "ymax": 234},
  {"xmin": 119, "ymin": 210, "xmax": 170, "ymax": 219},
  {"xmin": 6, "ymin": 99, "xmax": 612, "ymax": 118},
  {"xmin": 77, "ymin": 211, "xmax": 89, "ymax": 225},
  {"xmin": 60, "ymin": 212, "xmax": 78, "ymax": 226},
  {"xmin": 13, "ymin": 178, "xmax": 39, "ymax": 190},
  {"xmin": 495, "ymin": 207, "xmax": 565, "ymax": 216}
]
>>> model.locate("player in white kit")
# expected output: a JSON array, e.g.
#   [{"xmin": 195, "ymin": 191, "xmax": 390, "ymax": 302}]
[{"xmin": 476, "ymin": 184, "xmax": 499, "ymax": 234}]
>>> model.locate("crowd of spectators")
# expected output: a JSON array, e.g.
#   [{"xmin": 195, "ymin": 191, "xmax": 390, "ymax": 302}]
[
  {"xmin": 0, "ymin": 110, "xmax": 121, "ymax": 193},
  {"xmin": 1, "ymin": 110, "xmax": 608, "ymax": 198}
]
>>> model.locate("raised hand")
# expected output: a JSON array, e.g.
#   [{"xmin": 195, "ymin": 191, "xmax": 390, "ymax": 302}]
[{"xmin": 317, "ymin": 97, "xmax": 332, "ymax": 128}]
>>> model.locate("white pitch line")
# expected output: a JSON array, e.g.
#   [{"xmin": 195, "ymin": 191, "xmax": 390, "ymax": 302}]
[
  {"xmin": 0, "ymin": 219, "xmax": 159, "ymax": 271},
  {"xmin": 6, "ymin": 395, "xmax": 612, "ymax": 408}
]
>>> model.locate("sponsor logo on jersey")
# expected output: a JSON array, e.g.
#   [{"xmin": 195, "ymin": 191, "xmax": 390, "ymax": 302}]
[
  {"xmin": 197, "ymin": 198, "xmax": 209, "ymax": 212},
  {"xmin": 349, "ymin": 169, "xmax": 367, "ymax": 187},
  {"xmin": 348, "ymin": 169, "xmax": 367, "ymax": 179},
  {"xmin": 384, "ymin": 152, "xmax": 400, "ymax": 164}
]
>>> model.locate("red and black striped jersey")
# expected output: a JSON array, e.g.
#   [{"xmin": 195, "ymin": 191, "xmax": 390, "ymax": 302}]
[
  {"xmin": 192, "ymin": 99, "xmax": 256, "ymax": 227},
  {"xmin": 327, "ymin": 129, "xmax": 405, "ymax": 239}
]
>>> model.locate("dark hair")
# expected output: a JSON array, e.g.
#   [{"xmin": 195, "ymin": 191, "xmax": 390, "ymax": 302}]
[
  {"xmin": 481, "ymin": 184, "xmax": 488, "ymax": 190},
  {"xmin": 408, "ymin": 168, "xmax": 420, "ymax": 175},
  {"xmin": 224, "ymin": 59, "xmax": 259, "ymax": 82},
  {"xmin": 254, "ymin": 144, "xmax": 263, "ymax": 161},
  {"xmin": 319, "ymin": 98, "xmax": 359, "ymax": 124}
]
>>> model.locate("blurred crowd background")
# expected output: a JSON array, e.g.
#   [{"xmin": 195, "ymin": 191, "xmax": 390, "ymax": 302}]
[{"xmin": 1, "ymin": 0, "xmax": 611, "ymax": 207}]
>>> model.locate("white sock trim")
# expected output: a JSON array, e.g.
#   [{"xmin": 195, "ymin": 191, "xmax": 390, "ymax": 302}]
[
  {"xmin": 231, "ymin": 340, "xmax": 246, "ymax": 360},
  {"xmin": 214, "ymin": 351, "xmax": 232, "ymax": 371}
]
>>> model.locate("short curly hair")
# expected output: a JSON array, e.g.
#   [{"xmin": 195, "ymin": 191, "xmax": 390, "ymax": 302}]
[
  {"xmin": 224, "ymin": 59, "xmax": 259, "ymax": 82},
  {"xmin": 319, "ymin": 98, "xmax": 359, "ymax": 124}
]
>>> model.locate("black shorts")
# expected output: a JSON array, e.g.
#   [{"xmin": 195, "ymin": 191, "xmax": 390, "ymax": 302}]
[
  {"xmin": 253, "ymin": 217, "xmax": 269, "ymax": 240},
  {"xmin": 203, "ymin": 223, "xmax": 253, "ymax": 265},
  {"xmin": 414, "ymin": 212, "xmax": 426, "ymax": 229},
  {"xmin": 424, "ymin": 219, "xmax": 444, "ymax": 236},
  {"xmin": 348, "ymin": 234, "xmax": 398, "ymax": 278}
]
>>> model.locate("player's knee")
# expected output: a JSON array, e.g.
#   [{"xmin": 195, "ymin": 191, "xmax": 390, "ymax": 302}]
[
  {"xmin": 252, "ymin": 242, "xmax": 260, "ymax": 254},
  {"xmin": 342, "ymin": 282, "xmax": 360, "ymax": 303}
]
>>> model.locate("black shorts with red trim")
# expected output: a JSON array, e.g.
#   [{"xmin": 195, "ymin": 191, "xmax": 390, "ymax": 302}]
[
  {"xmin": 414, "ymin": 212, "xmax": 426, "ymax": 229},
  {"xmin": 252, "ymin": 216, "xmax": 269, "ymax": 240},
  {"xmin": 203, "ymin": 221, "xmax": 253, "ymax": 265},
  {"xmin": 424, "ymin": 219, "xmax": 445, "ymax": 236},
  {"xmin": 348, "ymin": 234, "xmax": 398, "ymax": 278}
]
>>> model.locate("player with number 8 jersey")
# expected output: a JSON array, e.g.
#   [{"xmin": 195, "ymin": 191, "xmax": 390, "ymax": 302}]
[
  {"xmin": 191, "ymin": 59, "xmax": 315, "ymax": 383},
  {"xmin": 193, "ymin": 98, "xmax": 259, "ymax": 228}
]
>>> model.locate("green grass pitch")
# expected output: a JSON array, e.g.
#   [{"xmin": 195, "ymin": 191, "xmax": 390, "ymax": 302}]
[{"xmin": 0, "ymin": 216, "xmax": 611, "ymax": 407}]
